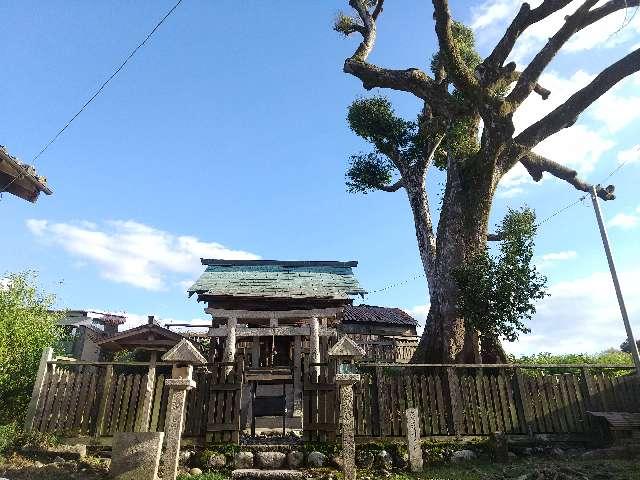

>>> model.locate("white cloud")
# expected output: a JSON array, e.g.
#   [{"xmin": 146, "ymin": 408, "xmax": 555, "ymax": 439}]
[
  {"xmin": 505, "ymin": 268, "xmax": 640, "ymax": 356},
  {"xmin": 26, "ymin": 219, "xmax": 259, "ymax": 290},
  {"xmin": 618, "ymin": 145, "xmax": 640, "ymax": 164},
  {"xmin": 608, "ymin": 212, "xmax": 639, "ymax": 229},
  {"xmin": 497, "ymin": 186, "xmax": 525, "ymax": 199},
  {"xmin": 404, "ymin": 304, "xmax": 430, "ymax": 336},
  {"xmin": 537, "ymin": 250, "xmax": 578, "ymax": 270}
]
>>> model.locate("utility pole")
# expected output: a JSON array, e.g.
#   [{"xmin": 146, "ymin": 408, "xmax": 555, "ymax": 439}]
[{"xmin": 590, "ymin": 185, "xmax": 640, "ymax": 376}]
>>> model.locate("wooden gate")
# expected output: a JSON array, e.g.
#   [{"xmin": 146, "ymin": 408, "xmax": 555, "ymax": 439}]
[
  {"xmin": 203, "ymin": 358, "xmax": 244, "ymax": 443},
  {"xmin": 303, "ymin": 360, "xmax": 338, "ymax": 441}
]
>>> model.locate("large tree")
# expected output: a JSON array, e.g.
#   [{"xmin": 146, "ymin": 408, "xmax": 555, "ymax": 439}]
[{"xmin": 336, "ymin": 0, "xmax": 636, "ymax": 363}]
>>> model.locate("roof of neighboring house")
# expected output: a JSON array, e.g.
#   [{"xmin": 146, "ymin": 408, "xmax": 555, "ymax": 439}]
[
  {"xmin": 342, "ymin": 304, "xmax": 418, "ymax": 327},
  {"xmin": 0, "ymin": 145, "xmax": 52, "ymax": 202},
  {"xmin": 96, "ymin": 321, "xmax": 184, "ymax": 352},
  {"xmin": 188, "ymin": 259, "xmax": 367, "ymax": 300},
  {"xmin": 59, "ymin": 310, "xmax": 127, "ymax": 326}
]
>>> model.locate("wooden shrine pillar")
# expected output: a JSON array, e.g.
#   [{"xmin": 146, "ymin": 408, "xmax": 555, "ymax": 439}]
[
  {"xmin": 293, "ymin": 335, "xmax": 303, "ymax": 417},
  {"xmin": 309, "ymin": 317, "xmax": 321, "ymax": 380},
  {"xmin": 251, "ymin": 336, "xmax": 260, "ymax": 368},
  {"xmin": 222, "ymin": 317, "xmax": 237, "ymax": 374}
]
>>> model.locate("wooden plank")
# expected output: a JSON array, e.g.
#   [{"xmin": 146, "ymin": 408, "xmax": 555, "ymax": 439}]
[
  {"xmin": 398, "ymin": 374, "xmax": 408, "ymax": 436},
  {"xmin": 468, "ymin": 375, "xmax": 481, "ymax": 435},
  {"xmin": 497, "ymin": 374, "xmax": 512, "ymax": 433},
  {"xmin": 126, "ymin": 375, "xmax": 142, "ymax": 432},
  {"xmin": 434, "ymin": 374, "xmax": 447, "ymax": 435},
  {"xmin": 504, "ymin": 373, "xmax": 520, "ymax": 434},
  {"xmin": 557, "ymin": 375, "xmax": 574, "ymax": 432},
  {"xmin": 63, "ymin": 368, "xmax": 84, "ymax": 434},
  {"xmin": 447, "ymin": 368, "xmax": 463, "ymax": 435},
  {"xmin": 514, "ymin": 370, "xmax": 531, "ymax": 435},
  {"xmin": 82, "ymin": 371, "xmax": 99, "ymax": 435},
  {"xmin": 39, "ymin": 370, "xmax": 61, "ymax": 432},
  {"xmin": 68, "ymin": 369, "xmax": 88, "ymax": 433},
  {"xmin": 95, "ymin": 365, "xmax": 114, "ymax": 437},
  {"xmin": 595, "ymin": 374, "xmax": 610, "ymax": 411},
  {"xmin": 109, "ymin": 374, "xmax": 125, "ymax": 434},
  {"xmin": 483, "ymin": 375, "xmax": 497, "ymax": 434},
  {"xmin": 231, "ymin": 359, "xmax": 243, "ymax": 444},
  {"xmin": 363, "ymin": 374, "xmax": 372, "ymax": 436},
  {"xmin": 536, "ymin": 376, "xmax": 553, "ymax": 433},
  {"xmin": 475, "ymin": 372, "xmax": 489, "ymax": 435},
  {"xmin": 582, "ymin": 369, "xmax": 599, "ymax": 411},
  {"xmin": 52, "ymin": 371, "xmax": 72, "ymax": 434},
  {"xmin": 72, "ymin": 370, "xmax": 91, "ymax": 433},
  {"xmin": 424, "ymin": 375, "xmax": 434, "ymax": 435},
  {"xmin": 150, "ymin": 374, "xmax": 165, "ymax": 432},
  {"xmin": 490, "ymin": 375, "xmax": 504, "ymax": 433}
]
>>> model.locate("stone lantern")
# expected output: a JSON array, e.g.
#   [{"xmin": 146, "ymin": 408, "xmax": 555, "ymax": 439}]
[{"xmin": 328, "ymin": 336, "xmax": 366, "ymax": 480}]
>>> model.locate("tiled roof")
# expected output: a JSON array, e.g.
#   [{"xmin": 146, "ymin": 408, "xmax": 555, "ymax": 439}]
[
  {"xmin": 188, "ymin": 260, "xmax": 366, "ymax": 299},
  {"xmin": 343, "ymin": 304, "xmax": 417, "ymax": 327}
]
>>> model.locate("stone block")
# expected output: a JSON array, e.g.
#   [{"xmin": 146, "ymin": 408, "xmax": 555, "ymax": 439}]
[
  {"xmin": 256, "ymin": 451, "xmax": 286, "ymax": 470},
  {"xmin": 405, "ymin": 408, "xmax": 423, "ymax": 472},
  {"xmin": 286, "ymin": 451, "xmax": 304, "ymax": 468},
  {"xmin": 234, "ymin": 451, "xmax": 254, "ymax": 469},
  {"xmin": 110, "ymin": 432, "xmax": 163, "ymax": 480},
  {"xmin": 306, "ymin": 451, "xmax": 327, "ymax": 468}
]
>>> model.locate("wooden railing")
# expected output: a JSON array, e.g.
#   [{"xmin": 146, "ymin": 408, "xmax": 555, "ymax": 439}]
[{"xmin": 353, "ymin": 363, "xmax": 639, "ymax": 440}]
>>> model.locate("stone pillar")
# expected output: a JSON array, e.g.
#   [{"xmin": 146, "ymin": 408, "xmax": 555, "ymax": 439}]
[
  {"xmin": 336, "ymin": 373, "xmax": 359, "ymax": 480},
  {"xmin": 405, "ymin": 408, "xmax": 423, "ymax": 472},
  {"xmin": 222, "ymin": 317, "xmax": 237, "ymax": 374},
  {"xmin": 139, "ymin": 351, "xmax": 157, "ymax": 432},
  {"xmin": 24, "ymin": 347, "xmax": 54, "ymax": 431},
  {"xmin": 161, "ymin": 339, "xmax": 206, "ymax": 480},
  {"xmin": 162, "ymin": 366, "xmax": 195, "ymax": 480},
  {"xmin": 309, "ymin": 317, "xmax": 321, "ymax": 380}
]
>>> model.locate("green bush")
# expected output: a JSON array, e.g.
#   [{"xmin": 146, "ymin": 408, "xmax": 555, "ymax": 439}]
[
  {"xmin": 0, "ymin": 422, "xmax": 58, "ymax": 455},
  {"xmin": 0, "ymin": 271, "xmax": 62, "ymax": 423},
  {"xmin": 512, "ymin": 350, "xmax": 634, "ymax": 376}
]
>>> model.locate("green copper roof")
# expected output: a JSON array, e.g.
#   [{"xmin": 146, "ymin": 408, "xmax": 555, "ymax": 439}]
[{"xmin": 188, "ymin": 260, "xmax": 366, "ymax": 299}]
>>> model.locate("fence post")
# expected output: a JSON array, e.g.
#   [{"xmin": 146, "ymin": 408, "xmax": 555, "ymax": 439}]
[
  {"xmin": 446, "ymin": 367, "xmax": 463, "ymax": 435},
  {"xmin": 95, "ymin": 364, "xmax": 115, "ymax": 436},
  {"xmin": 139, "ymin": 352, "xmax": 157, "ymax": 432},
  {"xmin": 375, "ymin": 366, "xmax": 387, "ymax": 437},
  {"xmin": 24, "ymin": 347, "xmax": 54, "ymax": 431}
]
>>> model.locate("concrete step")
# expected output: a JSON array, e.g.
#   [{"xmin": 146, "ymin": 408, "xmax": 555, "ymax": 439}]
[{"xmin": 232, "ymin": 469, "xmax": 305, "ymax": 480}]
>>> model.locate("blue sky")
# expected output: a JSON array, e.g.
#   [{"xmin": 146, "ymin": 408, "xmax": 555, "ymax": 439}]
[{"xmin": 2, "ymin": 0, "xmax": 639, "ymax": 355}]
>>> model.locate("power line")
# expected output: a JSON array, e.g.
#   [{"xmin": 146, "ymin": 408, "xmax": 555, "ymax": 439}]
[{"xmin": 30, "ymin": 0, "xmax": 184, "ymax": 164}]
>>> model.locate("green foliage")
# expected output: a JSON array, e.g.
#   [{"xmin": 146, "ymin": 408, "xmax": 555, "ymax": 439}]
[
  {"xmin": 333, "ymin": 12, "xmax": 360, "ymax": 36},
  {"xmin": 302, "ymin": 441, "xmax": 341, "ymax": 456},
  {"xmin": 0, "ymin": 422, "xmax": 58, "ymax": 455},
  {"xmin": 512, "ymin": 350, "xmax": 634, "ymax": 376},
  {"xmin": 620, "ymin": 338, "xmax": 640, "ymax": 354},
  {"xmin": 0, "ymin": 272, "xmax": 62, "ymax": 424},
  {"xmin": 453, "ymin": 207, "xmax": 547, "ymax": 344},
  {"xmin": 430, "ymin": 21, "xmax": 482, "ymax": 78},
  {"xmin": 345, "ymin": 152, "xmax": 393, "ymax": 193}
]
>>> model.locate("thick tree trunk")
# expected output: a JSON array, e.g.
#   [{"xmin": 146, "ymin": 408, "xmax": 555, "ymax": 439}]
[{"xmin": 410, "ymin": 159, "xmax": 506, "ymax": 364}]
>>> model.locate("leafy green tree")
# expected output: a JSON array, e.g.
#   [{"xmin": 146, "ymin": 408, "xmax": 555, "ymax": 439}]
[
  {"xmin": 0, "ymin": 272, "xmax": 62, "ymax": 423},
  {"xmin": 452, "ymin": 208, "xmax": 547, "ymax": 360},
  {"xmin": 334, "ymin": 0, "xmax": 635, "ymax": 362}
]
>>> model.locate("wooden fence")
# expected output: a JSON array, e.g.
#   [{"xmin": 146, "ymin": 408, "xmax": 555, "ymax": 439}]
[
  {"xmin": 303, "ymin": 361, "xmax": 338, "ymax": 442},
  {"xmin": 353, "ymin": 364, "xmax": 640, "ymax": 439}
]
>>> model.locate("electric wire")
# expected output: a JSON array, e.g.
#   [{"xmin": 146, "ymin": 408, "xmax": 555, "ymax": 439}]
[{"xmin": 30, "ymin": 0, "xmax": 184, "ymax": 165}]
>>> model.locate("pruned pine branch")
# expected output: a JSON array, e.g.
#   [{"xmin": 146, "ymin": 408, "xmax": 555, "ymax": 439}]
[
  {"xmin": 483, "ymin": 1, "xmax": 573, "ymax": 69},
  {"xmin": 520, "ymin": 152, "xmax": 616, "ymax": 201},
  {"xmin": 516, "ymin": 46, "xmax": 640, "ymax": 148},
  {"xmin": 348, "ymin": 0, "xmax": 380, "ymax": 61},
  {"xmin": 431, "ymin": 0, "xmax": 479, "ymax": 94},
  {"xmin": 507, "ymin": 0, "xmax": 599, "ymax": 109}
]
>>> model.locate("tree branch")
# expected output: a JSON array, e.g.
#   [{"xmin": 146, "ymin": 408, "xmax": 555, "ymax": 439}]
[
  {"xmin": 417, "ymin": 134, "xmax": 445, "ymax": 175},
  {"xmin": 431, "ymin": 0, "xmax": 478, "ymax": 93},
  {"xmin": 507, "ymin": 0, "xmax": 599, "ymax": 109},
  {"xmin": 516, "ymin": 47, "xmax": 640, "ymax": 148},
  {"xmin": 487, "ymin": 233, "xmax": 503, "ymax": 241},
  {"xmin": 483, "ymin": 0, "xmax": 573, "ymax": 69},
  {"xmin": 379, "ymin": 178, "xmax": 404, "ymax": 192},
  {"xmin": 520, "ymin": 152, "xmax": 616, "ymax": 200}
]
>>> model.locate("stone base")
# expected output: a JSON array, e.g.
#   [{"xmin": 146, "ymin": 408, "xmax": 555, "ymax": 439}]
[
  {"xmin": 110, "ymin": 432, "xmax": 164, "ymax": 480},
  {"xmin": 232, "ymin": 469, "xmax": 305, "ymax": 480}
]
